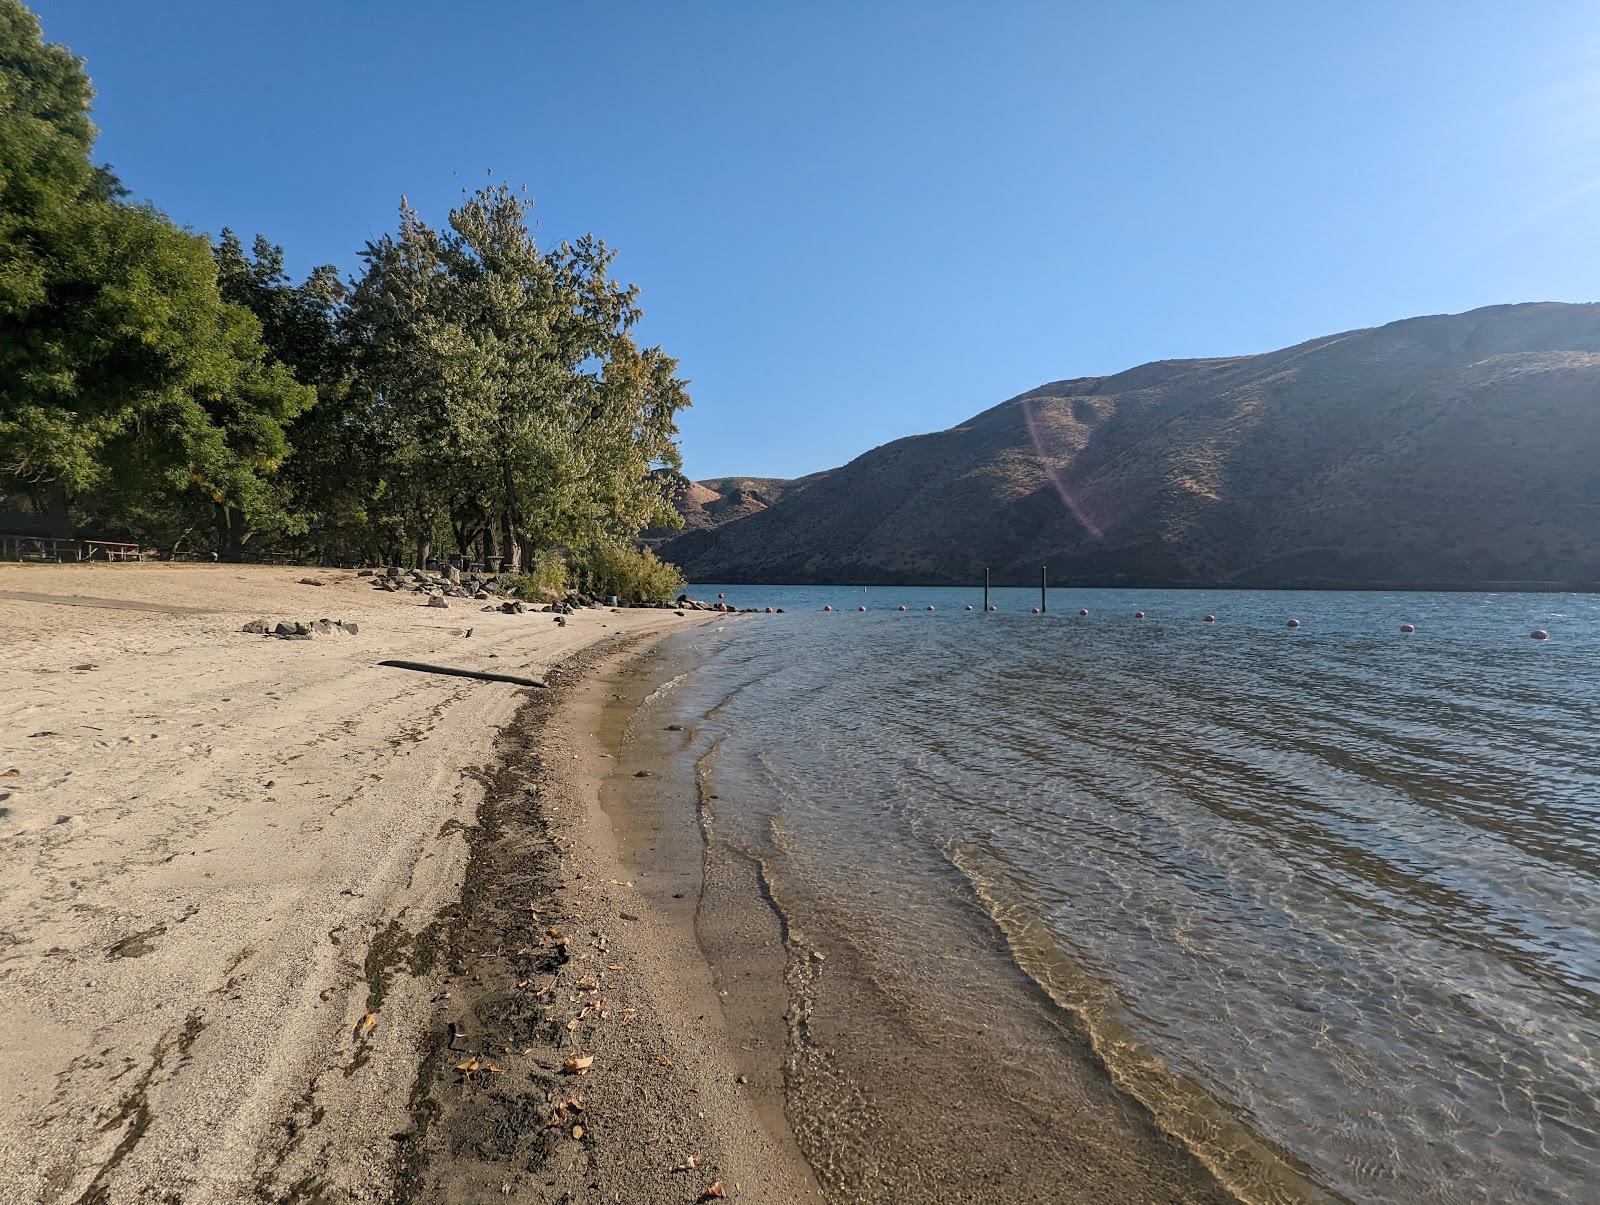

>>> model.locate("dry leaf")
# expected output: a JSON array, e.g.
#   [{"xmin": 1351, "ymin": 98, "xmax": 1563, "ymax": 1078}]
[
  {"xmin": 672, "ymin": 1155, "xmax": 700, "ymax": 1172},
  {"xmin": 701, "ymin": 1181, "xmax": 727, "ymax": 1201},
  {"xmin": 562, "ymin": 1055, "xmax": 594, "ymax": 1074},
  {"xmin": 566, "ymin": 1018, "xmax": 579, "ymax": 1032},
  {"xmin": 571, "ymin": 1124, "xmax": 584, "ymax": 1139},
  {"xmin": 355, "ymin": 1012, "xmax": 377, "ymax": 1038}
]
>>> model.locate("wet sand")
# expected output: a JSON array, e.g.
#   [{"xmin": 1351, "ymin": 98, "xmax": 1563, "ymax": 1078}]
[{"xmin": 600, "ymin": 626, "xmax": 1243, "ymax": 1205}]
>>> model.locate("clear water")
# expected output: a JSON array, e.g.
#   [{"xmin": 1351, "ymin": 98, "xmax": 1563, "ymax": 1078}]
[{"xmin": 658, "ymin": 585, "xmax": 1600, "ymax": 1203}]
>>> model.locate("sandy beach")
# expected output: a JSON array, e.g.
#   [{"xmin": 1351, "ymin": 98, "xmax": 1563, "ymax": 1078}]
[{"xmin": 0, "ymin": 563, "xmax": 807, "ymax": 1204}]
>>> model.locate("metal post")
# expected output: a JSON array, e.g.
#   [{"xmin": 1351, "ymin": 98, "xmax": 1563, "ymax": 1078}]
[
  {"xmin": 983, "ymin": 567, "xmax": 990, "ymax": 613},
  {"xmin": 1041, "ymin": 564, "xmax": 1047, "ymax": 613}
]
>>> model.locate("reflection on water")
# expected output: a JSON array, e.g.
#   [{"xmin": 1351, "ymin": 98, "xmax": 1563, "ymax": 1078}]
[{"xmin": 657, "ymin": 586, "xmax": 1600, "ymax": 1203}]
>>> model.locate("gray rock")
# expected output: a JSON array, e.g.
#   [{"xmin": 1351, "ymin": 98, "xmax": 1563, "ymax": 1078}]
[
  {"xmin": 356, "ymin": 569, "xmax": 374, "ymax": 577},
  {"xmin": 298, "ymin": 577, "xmax": 325, "ymax": 587},
  {"xmin": 386, "ymin": 566, "xmax": 403, "ymax": 579},
  {"xmin": 274, "ymin": 621, "xmax": 294, "ymax": 636},
  {"xmin": 241, "ymin": 619, "xmax": 269, "ymax": 634},
  {"xmin": 427, "ymin": 595, "xmax": 448, "ymax": 609},
  {"xmin": 343, "ymin": 622, "xmax": 359, "ymax": 635},
  {"xmin": 313, "ymin": 619, "xmax": 336, "ymax": 635}
]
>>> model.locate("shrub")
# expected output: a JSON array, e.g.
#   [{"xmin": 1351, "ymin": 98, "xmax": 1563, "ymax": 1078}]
[
  {"xmin": 503, "ymin": 548, "xmax": 569, "ymax": 600},
  {"xmin": 569, "ymin": 543, "xmax": 685, "ymax": 604}
]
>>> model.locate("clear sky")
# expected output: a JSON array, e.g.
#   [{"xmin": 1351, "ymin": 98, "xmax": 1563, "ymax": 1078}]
[{"xmin": 29, "ymin": 1, "xmax": 1600, "ymax": 480}]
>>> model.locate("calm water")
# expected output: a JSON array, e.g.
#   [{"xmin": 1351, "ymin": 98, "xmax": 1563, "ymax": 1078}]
[{"xmin": 652, "ymin": 586, "xmax": 1600, "ymax": 1203}]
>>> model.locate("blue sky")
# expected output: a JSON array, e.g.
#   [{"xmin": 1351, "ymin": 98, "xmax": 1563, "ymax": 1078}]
[{"xmin": 31, "ymin": 1, "xmax": 1600, "ymax": 480}]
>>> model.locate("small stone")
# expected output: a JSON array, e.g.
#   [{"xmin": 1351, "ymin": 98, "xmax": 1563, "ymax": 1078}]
[
  {"xmin": 633, "ymin": 770, "xmax": 651, "ymax": 778},
  {"xmin": 343, "ymin": 622, "xmax": 359, "ymax": 635},
  {"xmin": 298, "ymin": 577, "xmax": 326, "ymax": 587},
  {"xmin": 428, "ymin": 596, "xmax": 448, "ymax": 609},
  {"xmin": 241, "ymin": 619, "xmax": 268, "ymax": 634}
]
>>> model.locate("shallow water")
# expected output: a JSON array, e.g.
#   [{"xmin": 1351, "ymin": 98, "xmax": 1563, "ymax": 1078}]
[{"xmin": 639, "ymin": 586, "xmax": 1600, "ymax": 1203}]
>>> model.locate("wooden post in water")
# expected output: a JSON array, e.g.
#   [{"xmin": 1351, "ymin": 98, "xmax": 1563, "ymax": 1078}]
[
  {"xmin": 1041, "ymin": 564, "xmax": 1048, "ymax": 613},
  {"xmin": 983, "ymin": 567, "xmax": 990, "ymax": 613}
]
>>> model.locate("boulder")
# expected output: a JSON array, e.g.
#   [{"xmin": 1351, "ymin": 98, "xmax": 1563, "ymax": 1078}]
[
  {"xmin": 386, "ymin": 566, "xmax": 403, "ymax": 579},
  {"xmin": 356, "ymin": 569, "xmax": 374, "ymax": 578},
  {"xmin": 241, "ymin": 619, "xmax": 269, "ymax": 634},
  {"xmin": 445, "ymin": 565, "xmax": 461, "ymax": 584},
  {"xmin": 274, "ymin": 621, "xmax": 294, "ymax": 636},
  {"xmin": 313, "ymin": 619, "xmax": 336, "ymax": 635},
  {"xmin": 298, "ymin": 577, "xmax": 325, "ymax": 587},
  {"xmin": 343, "ymin": 621, "xmax": 359, "ymax": 635},
  {"xmin": 427, "ymin": 595, "xmax": 449, "ymax": 609}
]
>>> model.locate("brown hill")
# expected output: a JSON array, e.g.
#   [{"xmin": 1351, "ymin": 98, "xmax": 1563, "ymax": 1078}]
[{"xmin": 659, "ymin": 303, "xmax": 1600, "ymax": 589}]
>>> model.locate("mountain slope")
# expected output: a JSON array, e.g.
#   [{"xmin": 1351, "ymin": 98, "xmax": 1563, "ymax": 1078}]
[{"xmin": 660, "ymin": 303, "xmax": 1600, "ymax": 589}]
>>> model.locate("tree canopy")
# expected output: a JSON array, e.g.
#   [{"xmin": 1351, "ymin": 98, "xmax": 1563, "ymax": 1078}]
[{"xmin": 0, "ymin": 1, "xmax": 689, "ymax": 576}]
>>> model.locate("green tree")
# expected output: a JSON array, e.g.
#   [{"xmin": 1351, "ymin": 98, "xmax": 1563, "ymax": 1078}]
[{"xmin": 0, "ymin": 0, "xmax": 312, "ymax": 554}]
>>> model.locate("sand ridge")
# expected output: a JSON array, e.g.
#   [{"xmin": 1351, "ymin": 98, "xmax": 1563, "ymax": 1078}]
[{"xmin": 0, "ymin": 563, "xmax": 697, "ymax": 1203}]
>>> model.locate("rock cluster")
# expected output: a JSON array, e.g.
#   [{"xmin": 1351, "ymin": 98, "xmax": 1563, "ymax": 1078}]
[
  {"xmin": 673, "ymin": 594, "xmax": 772, "ymax": 613},
  {"xmin": 370, "ymin": 565, "xmax": 500, "ymax": 602},
  {"xmin": 241, "ymin": 618, "xmax": 360, "ymax": 639}
]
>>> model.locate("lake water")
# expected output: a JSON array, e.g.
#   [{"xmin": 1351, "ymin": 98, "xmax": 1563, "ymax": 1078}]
[{"xmin": 627, "ymin": 586, "xmax": 1599, "ymax": 1203}]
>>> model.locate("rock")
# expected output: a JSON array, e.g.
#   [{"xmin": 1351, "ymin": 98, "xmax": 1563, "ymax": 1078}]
[
  {"xmin": 343, "ymin": 622, "xmax": 359, "ymax": 635},
  {"xmin": 299, "ymin": 577, "xmax": 325, "ymax": 587},
  {"xmin": 314, "ymin": 619, "xmax": 336, "ymax": 635},
  {"xmin": 445, "ymin": 565, "xmax": 461, "ymax": 584},
  {"xmin": 241, "ymin": 619, "xmax": 268, "ymax": 634},
  {"xmin": 427, "ymin": 595, "xmax": 448, "ymax": 608},
  {"xmin": 356, "ymin": 569, "xmax": 374, "ymax": 577},
  {"xmin": 553, "ymin": 615, "xmax": 566, "ymax": 627},
  {"xmin": 633, "ymin": 770, "xmax": 651, "ymax": 778},
  {"xmin": 674, "ymin": 611, "xmax": 685, "ymax": 617},
  {"xmin": 386, "ymin": 566, "xmax": 403, "ymax": 579},
  {"xmin": 274, "ymin": 621, "xmax": 294, "ymax": 636},
  {"xmin": 293, "ymin": 621, "xmax": 312, "ymax": 636}
]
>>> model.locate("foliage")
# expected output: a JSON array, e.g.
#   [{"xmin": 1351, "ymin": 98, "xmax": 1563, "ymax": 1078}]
[
  {"xmin": 568, "ymin": 542, "xmax": 685, "ymax": 603},
  {"xmin": 0, "ymin": 3, "xmax": 690, "ymax": 578},
  {"xmin": 0, "ymin": 0, "xmax": 313, "ymax": 552},
  {"xmin": 502, "ymin": 549, "xmax": 571, "ymax": 599}
]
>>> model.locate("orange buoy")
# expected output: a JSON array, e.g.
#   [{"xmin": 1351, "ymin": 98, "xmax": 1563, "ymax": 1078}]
[
  {"xmin": 1532, "ymin": 629, "xmax": 1549, "ymax": 640},
  {"xmin": 822, "ymin": 605, "xmax": 833, "ymax": 612},
  {"xmin": 1400, "ymin": 623, "xmax": 1415, "ymax": 633},
  {"xmin": 1287, "ymin": 618, "xmax": 1301, "ymax": 629},
  {"xmin": 1204, "ymin": 615, "xmax": 1216, "ymax": 623},
  {"xmin": 1134, "ymin": 611, "xmax": 1146, "ymax": 619}
]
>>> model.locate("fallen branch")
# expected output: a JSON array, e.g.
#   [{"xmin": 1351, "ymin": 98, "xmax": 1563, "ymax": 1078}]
[{"xmin": 377, "ymin": 660, "xmax": 547, "ymax": 689}]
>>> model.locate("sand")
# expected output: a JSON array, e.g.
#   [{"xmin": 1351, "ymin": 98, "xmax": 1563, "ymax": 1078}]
[{"xmin": 0, "ymin": 563, "xmax": 785, "ymax": 1203}]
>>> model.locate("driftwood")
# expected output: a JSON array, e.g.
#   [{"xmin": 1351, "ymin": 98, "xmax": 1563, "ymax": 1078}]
[{"xmin": 377, "ymin": 659, "xmax": 547, "ymax": 689}]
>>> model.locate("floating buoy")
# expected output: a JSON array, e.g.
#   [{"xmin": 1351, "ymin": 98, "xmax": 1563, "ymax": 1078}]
[
  {"xmin": 1030, "ymin": 607, "xmax": 1040, "ymax": 614},
  {"xmin": 964, "ymin": 605, "xmax": 974, "ymax": 611},
  {"xmin": 1400, "ymin": 623, "xmax": 1415, "ymax": 633},
  {"xmin": 986, "ymin": 604, "xmax": 998, "ymax": 612},
  {"xmin": 1287, "ymin": 618, "xmax": 1301, "ymax": 629},
  {"xmin": 926, "ymin": 604, "xmax": 936, "ymax": 611},
  {"xmin": 857, "ymin": 605, "xmax": 867, "ymax": 612},
  {"xmin": 1532, "ymin": 629, "xmax": 1549, "ymax": 641},
  {"xmin": 822, "ymin": 605, "xmax": 833, "ymax": 612},
  {"xmin": 764, "ymin": 606, "xmax": 774, "ymax": 614},
  {"xmin": 1134, "ymin": 611, "xmax": 1146, "ymax": 619},
  {"xmin": 897, "ymin": 605, "xmax": 907, "ymax": 611},
  {"xmin": 718, "ymin": 593, "xmax": 725, "ymax": 600},
  {"xmin": 1078, "ymin": 608, "xmax": 1089, "ymax": 617},
  {"xmin": 1204, "ymin": 615, "xmax": 1216, "ymax": 623}
]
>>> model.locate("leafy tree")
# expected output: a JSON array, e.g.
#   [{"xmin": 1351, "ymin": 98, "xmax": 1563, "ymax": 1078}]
[
  {"xmin": 0, "ymin": 0, "xmax": 312, "ymax": 553},
  {"xmin": 344, "ymin": 185, "xmax": 689, "ymax": 569}
]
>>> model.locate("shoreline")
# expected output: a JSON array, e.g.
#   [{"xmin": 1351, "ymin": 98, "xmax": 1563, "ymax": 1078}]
[{"xmin": 398, "ymin": 625, "xmax": 819, "ymax": 1202}]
